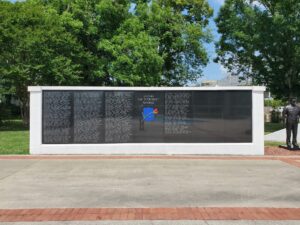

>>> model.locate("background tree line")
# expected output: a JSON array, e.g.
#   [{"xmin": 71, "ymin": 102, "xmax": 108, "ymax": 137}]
[
  {"xmin": 1, "ymin": 0, "xmax": 300, "ymax": 125},
  {"xmin": 0, "ymin": 0, "xmax": 213, "ymax": 124},
  {"xmin": 215, "ymin": 0, "xmax": 300, "ymax": 99}
]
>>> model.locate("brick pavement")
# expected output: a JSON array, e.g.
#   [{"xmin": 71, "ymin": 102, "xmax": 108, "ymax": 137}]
[
  {"xmin": 1, "ymin": 154, "xmax": 300, "ymax": 168},
  {"xmin": 265, "ymin": 146, "xmax": 300, "ymax": 156},
  {"xmin": 0, "ymin": 207, "xmax": 300, "ymax": 222}
]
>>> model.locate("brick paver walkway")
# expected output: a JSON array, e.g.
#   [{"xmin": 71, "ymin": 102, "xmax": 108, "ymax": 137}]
[
  {"xmin": 265, "ymin": 146, "xmax": 300, "ymax": 156},
  {"xmin": 1, "ymin": 154, "xmax": 300, "ymax": 168},
  {"xmin": 0, "ymin": 207, "xmax": 300, "ymax": 222}
]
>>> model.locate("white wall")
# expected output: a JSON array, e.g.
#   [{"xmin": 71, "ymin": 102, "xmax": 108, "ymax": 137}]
[{"xmin": 28, "ymin": 86, "xmax": 265, "ymax": 155}]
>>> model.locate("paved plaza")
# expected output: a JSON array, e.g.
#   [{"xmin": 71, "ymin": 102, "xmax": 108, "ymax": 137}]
[{"xmin": 0, "ymin": 155, "xmax": 300, "ymax": 224}]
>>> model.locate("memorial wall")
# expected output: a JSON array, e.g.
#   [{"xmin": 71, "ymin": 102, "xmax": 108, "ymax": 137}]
[{"xmin": 42, "ymin": 90, "xmax": 252, "ymax": 144}]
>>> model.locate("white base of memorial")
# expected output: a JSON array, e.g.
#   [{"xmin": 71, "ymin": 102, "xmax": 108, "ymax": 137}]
[{"xmin": 29, "ymin": 86, "xmax": 265, "ymax": 155}]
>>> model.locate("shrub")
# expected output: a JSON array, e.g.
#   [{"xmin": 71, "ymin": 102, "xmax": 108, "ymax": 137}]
[{"xmin": 264, "ymin": 99, "xmax": 285, "ymax": 109}]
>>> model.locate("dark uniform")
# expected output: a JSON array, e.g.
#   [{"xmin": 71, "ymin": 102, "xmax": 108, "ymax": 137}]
[{"xmin": 283, "ymin": 103, "xmax": 300, "ymax": 148}]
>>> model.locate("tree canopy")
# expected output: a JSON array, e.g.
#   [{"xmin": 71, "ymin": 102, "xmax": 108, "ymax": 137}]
[
  {"xmin": 133, "ymin": 0, "xmax": 213, "ymax": 85},
  {"xmin": 215, "ymin": 0, "xmax": 300, "ymax": 99},
  {"xmin": 0, "ymin": 0, "xmax": 213, "ymax": 123},
  {"xmin": 36, "ymin": 0, "xmax": 213, "ymax": 86},
  {"xmin": 0, "ymin": 0, "xmax": 84, "ymax": 122}
]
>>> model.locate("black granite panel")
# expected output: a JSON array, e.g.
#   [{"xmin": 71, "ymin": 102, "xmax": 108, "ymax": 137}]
[
  {"xmin": 222, "ymin": 91, "xmax": 252, "ymax": 142},
  {"xmin": 43, "ymin": 91, "xmax": 73, "ymax": 144},
  {"xmin": 42, "ymin": 90, "xmax": 253, "ymax": 144},
  {"xmin": 164, "ymin": 92, "xmax": 193, "ymax": 142},
  {"xmin": 191, "ymin": 91, "xmax": 252, "ymax": 142},
  {"xmin": 73, "ymin": 91, "xmax": 104, "ymax": 143},
  {"xmin": 104, "ymin": 91, "xmax": 134, "ymax": 143}
]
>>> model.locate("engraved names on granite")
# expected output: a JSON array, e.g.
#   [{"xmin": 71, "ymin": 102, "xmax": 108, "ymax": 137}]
[{"xmin": 42, "ymin": 90, "xmax": 252, "ymax": 144}]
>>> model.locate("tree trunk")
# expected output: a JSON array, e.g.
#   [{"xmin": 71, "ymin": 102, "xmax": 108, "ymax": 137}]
[
  {"xmin": 21, "ymin": 102, "xmax": 29, "ymax": 126},
  {"xmin": 286, "ymin": 71, "xmax": 294, "ymax": 100},
  {"xmin": 0, "ymin": 103, "xmax": 3, "ymax": 125},
  {"xmin": 19, "ymin": 93, "xmax": 29, "ymax": 127}
]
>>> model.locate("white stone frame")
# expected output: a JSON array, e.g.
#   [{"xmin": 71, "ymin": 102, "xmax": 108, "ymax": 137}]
[{"xmin": 29, "ymin": 86, "xmax": 265, "ymax": 155}]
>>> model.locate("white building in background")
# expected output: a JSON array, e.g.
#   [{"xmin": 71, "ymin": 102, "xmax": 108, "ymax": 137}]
[
  {"xmin": 200, "ymin": 75, "xmax": 252, "ymax": 87},
  {"xmin": 201, "ymin": 80, "xmax": 217, "ymax": 87},
  {"xmin": 208, "ymin": 75, "xmax": 272, "ymax": 100},
  {"xmin": 217, "ymin": 75, "xmax": 252, "ymax": 86},
  {"xmin": 264, "ymin": 91, "xmax": 273, "ymax": 100}
]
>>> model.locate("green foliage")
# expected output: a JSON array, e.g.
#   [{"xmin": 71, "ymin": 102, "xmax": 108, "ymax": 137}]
[
  {"xmin": 215, "ymin": 0, "xmax": 300, "ymax": 99},
  {"xmin": 0, "ymin": 102, "xmax": 8, "ymax": 125},
  {"xmin": 0, "ymin": 0, "xmax": 85, "ymax": 123},
  {"xmin": 264, "ymin": 99, "xmax": 285, "ymax": 109},
  {"xmin": 0, "ymin": 1, "xmax": 83, "ymax": 86},
  {"xmin": 134, "ymin": 0, "xmax": 213, "ymax": 85},
  {"xmin": 265, "ymin": 99, "xmax": 285, "ymax": 123},
  {"xmin": 0, "ymin": 0, "xmax": 213, "ymax": 123},
  {"xmin": 0, "ymin": 96, "xmax": 19, "ymax": 124},
  {"xmin": 36, "ymin": 0, "xmax": 213, "ymax": 86},
  {"xmin": 98, "ymin": 17, "xmax": 164, "ymax": 86},
  {"xmin": 37, "ymin": 0, "xmax": 129, "ymax": 85}
]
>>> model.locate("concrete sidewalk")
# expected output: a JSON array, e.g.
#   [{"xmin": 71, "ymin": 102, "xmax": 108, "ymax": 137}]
[
  {"xmin": 1, "ymin": 157, "xmax": 300, "ymax": 208},
  {"xmin": 265, "ymin": 124, "xmax": 300, "ymax": 142},
  {"xmin": 0, "ymin": 156, "xmax": 300, "ymax": 223}
]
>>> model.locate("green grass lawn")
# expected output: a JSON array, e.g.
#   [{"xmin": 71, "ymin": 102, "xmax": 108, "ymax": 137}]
[
  {"xmin": 265, "ymin": 122, "xmax": 285, "ymax": 135},
  {"xmin": 0, "ymin": 120, "xmax": 29, "ymax": 154},
  {"xmin": 264, "ymin": 141, "xmax": 285, "ymax": 146},
  {"xmin": 264, "ymin": 122, "xmax": 285, "ymax": 146},
  {"xmin": 264, "ymin": 122, "xmax": 286, "ymax": 146}
]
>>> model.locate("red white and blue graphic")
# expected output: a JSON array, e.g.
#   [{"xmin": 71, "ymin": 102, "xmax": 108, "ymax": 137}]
[{"xmin": 143, "ymin": 107, "xmax": 159, "ymax": 122}]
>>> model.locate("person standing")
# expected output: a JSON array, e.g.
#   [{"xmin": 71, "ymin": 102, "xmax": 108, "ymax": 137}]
[{"xmin": 283, "ymin": 98, "xmax": 300, "ymax": 149}]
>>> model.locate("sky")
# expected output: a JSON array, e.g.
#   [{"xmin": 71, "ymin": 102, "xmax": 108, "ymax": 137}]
[{"xmin": 200, "ymin": 0, "xmax": 226, "ymax": 83}]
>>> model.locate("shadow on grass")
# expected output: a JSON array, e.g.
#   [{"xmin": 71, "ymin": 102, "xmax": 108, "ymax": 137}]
[
  {"xmin": 265, "ymin": 122, "xmax": 285, "ymax": 135},
  {"xmin": 0, "ymin": 119, "xmax": 28, "ymax": 131}
]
